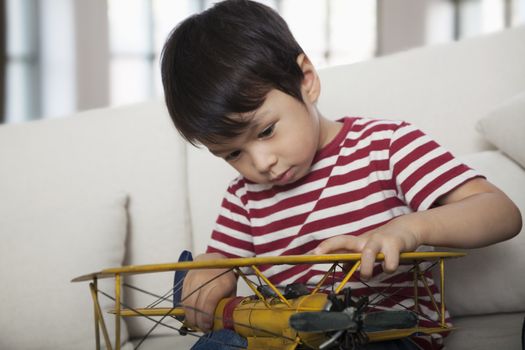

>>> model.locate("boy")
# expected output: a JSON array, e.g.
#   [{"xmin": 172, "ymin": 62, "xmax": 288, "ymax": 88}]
[{"xmin": 160, "ymin": 1, "xmax": 522, "ymax": 349}]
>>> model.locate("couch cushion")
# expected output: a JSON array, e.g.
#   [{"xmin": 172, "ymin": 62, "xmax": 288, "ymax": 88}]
[
  {"xmin": 477, "ymin": 90, "xmax": 525, "ymax": 168},
  {"xmin": 0, "ymin": 192, "xmax": 129, "ymax": 350},
  {"xmin": 444, "ymin": 312, "xmax": 525, "ymax": 350},
  {"xmin": 186, "ymin": 145, "xmax": 238, "ymax": 255},
  {"xmin": 0, "ymin": 100, "xmax": 193, "ymax": 339},
  {"xmin": 444, "ymin": 151, "xmax": 525, "ymax": 317}
]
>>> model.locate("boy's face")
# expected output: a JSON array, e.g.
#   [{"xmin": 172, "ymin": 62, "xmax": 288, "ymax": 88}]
[{"xmin": 204, "ymin": 88, "xmax": 331, "ymax": 186}]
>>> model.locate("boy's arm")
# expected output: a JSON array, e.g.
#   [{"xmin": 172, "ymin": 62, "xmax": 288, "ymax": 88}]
[
  {"xmin": 315, "ymin": 177, "xmax": 522, "ymax": 280},
  {"xmin": 181, "ymin": 252, "xmax": 237, "ymax": 332}
]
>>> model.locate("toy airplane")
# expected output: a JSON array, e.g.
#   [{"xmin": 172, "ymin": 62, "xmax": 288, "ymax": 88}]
[{"xmin": 72, "ymin": 251, "xmax": 465, "ymax": 350}]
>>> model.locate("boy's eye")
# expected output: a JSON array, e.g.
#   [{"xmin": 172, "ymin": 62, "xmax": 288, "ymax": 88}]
[
  {"xmin": 258, "ymin": 123, "xmax": 275, "ymax": 138},
  {"xmin": 225, "ymin": 150, "xmax": 241, "ymax": 161}
]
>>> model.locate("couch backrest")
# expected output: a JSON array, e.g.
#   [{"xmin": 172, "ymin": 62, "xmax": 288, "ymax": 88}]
[
  {"xmin": 0, "ymin": 101, "xmax": 192, "ymax": 337},
  {"xmin": 188, "ymin": 25, "xmax": 525, "ymax": 254},
  {"xmin": 319, "ymin": 25, "xmax": 525, "ymax": 155}
]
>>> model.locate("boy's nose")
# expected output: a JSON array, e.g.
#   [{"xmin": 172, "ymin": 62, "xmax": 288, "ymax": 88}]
[{"xmin": 251, "ymin": 151, "xmax": 277, "ymax": 173}]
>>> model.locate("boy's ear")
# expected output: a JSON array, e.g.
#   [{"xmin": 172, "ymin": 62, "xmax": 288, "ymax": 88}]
[{"xmin": 296, "ymin": 53, "xmax": 321, "ymax": 104}]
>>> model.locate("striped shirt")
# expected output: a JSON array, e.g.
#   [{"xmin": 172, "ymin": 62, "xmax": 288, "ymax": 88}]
[{"xmin": 207, "ymin": 117, "xmax": 480, "ymax": 349}]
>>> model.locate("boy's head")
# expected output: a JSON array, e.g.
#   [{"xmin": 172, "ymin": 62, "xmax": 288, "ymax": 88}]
[{"xmin": 161, "ymin": 0, "xmax": 306, "ymax": 146}]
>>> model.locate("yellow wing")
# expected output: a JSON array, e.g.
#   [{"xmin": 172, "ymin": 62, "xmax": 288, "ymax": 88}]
[
  {"xmin": 76, "ymin": 251, "xmax": 465, "ymax": 350},
  {"xmin": 72, "ymin": 251, "xmax": 465, "ymax": 282}
]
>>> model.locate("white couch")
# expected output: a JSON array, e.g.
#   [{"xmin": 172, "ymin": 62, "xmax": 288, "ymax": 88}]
[{"xmin": 1, "ymin": 26, "xmax": 524, "ymax": 350}]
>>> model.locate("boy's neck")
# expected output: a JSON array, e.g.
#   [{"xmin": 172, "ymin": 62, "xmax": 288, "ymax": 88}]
[{"xmin": 318, "ymin": 114, "xmax": 344, "ymax": 149}]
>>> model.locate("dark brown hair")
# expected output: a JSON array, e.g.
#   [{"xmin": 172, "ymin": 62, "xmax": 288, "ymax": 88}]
[{"xmin": 161, "ymin": 0, "xmax": 305, "ymax": 145}]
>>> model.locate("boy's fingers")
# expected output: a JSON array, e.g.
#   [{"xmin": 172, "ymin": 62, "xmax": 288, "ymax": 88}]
[
  {"xmin": 181, "ymin": 279, "xmax": 198, "ymax": 328},
  {"xmin": 314, "ymin": 235, "xmax": 359, "ymax": 254},
  {"xmin": 181, "ymin": 271, "xmax": 217, "ymax": 329},
  {"xmin": 359, "ymin": 242, "xmax": 380, "ymax": 280},
  {"xmin": 195, "ymin": 285, "xmax": 217, "ymax": 331},
  {"xmin": 381, "ymin": 246, "xmax": 400, "ymax": 273},
  {"xmin": 193, "ymin": 269, "xmax": 236, "ymax": 332}
]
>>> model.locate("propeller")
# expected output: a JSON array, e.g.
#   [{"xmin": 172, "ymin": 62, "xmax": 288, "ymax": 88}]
[
  {"xmin": 289, "ymin": 311, "xmax": 359, "ymax": 333},
  {"xmin": 289, "ymin": 288, "xmax": 418, "ymax": 349},
  {"xmin": 362, "ymin": 310, "xmax": 418, "ymax": 332},
  {"xmin": 289, "ymin": 309, "xmax": 416, "ymax": 334}
]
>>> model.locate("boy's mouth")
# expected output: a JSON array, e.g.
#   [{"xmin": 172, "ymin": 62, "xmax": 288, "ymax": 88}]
[{"xmin": 271, "ymin": 167, "xmax": 294, "ymax": 186}]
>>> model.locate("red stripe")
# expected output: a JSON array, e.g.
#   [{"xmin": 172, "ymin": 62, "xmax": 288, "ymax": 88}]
[
  {"xmin": 248, "ymin": 166, "xmax": 333, "ymax": 199},
  {"xmin": 392, "ymin": 139, "xmax": 440, "ymax": 180},
  {"xmin": 216, "ymin": 216, "xmax": 251, "ymax": 234},
  {"xmin": 220, "ymin": 195, "xmax": 250, "ymax": 218},
  {"xmin": 250, "ymin": 189, "xmax": 323, "ymax": 219},
  {"xmin": 301, "ymin": 198, "xmax": 402, "ymax": 235},
  {"xmin": 326, "ymin": 161, "xmax": 392, "ymax": 188},
  {"xmin": 400, "ymin": 152, "xmax": 453, "ymax": 203},
  {"xmin": 221, "ymin": 297, "xmax": 245, "ymax": 330},
  {"xmin": 209, "ymin": 231, "xmax": 254, "ymax": 252},
  {"xmin": 389, "ymin": 124, "xmax": 418, "ymax": 155},
  {"xmin": 340, "ymin": 121, "xmax": 398, "ymax": 149},
  {"xmin": 411, "ymin": 164, "xmax": 471, "ymax": 209}
]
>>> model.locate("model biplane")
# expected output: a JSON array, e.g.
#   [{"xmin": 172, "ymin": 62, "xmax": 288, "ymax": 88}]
[{"xmin": 72, "ymin": 251, "xmax": 465, "ymax": 350}]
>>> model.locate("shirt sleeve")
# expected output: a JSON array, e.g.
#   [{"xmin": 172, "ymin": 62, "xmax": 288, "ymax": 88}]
[
  {"xmin": 389, "ymin": 121, "xmax": 483, "ymax": 211},
  {"xmin": 206, "ymin": 177, "xmax": 255, "ymax": 258}
]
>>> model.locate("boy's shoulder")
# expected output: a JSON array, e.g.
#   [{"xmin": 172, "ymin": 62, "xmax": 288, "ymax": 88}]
[
  {"xmin": 336, "ymin": 116, "xmax": 410, "ymax": 146},
  {"xmin": 341, "ymin": 116, "xmax": 407, "ymax": 131}
]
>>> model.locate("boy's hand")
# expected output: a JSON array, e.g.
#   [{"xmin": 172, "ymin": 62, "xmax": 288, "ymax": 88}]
[
  {"xmin": 314, "ymin": 216, "xmax": 421, "ymax": 280},
  {"xmin": 181, "ymin": 253, "xmax": 237, "ymax": 332}
]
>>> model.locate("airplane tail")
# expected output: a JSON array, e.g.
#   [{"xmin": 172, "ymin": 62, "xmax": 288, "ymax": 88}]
[{"xmin": 173, "ymin": 250, "xmax": 193, "ymax": 308}]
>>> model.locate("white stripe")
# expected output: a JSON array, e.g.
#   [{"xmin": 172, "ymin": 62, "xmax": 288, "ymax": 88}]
[
  {"xmin": 350, "ymin": 118, "xmax": 401, "ymax": 134},
  {"xmin": 322, "ymin": 170, "xmax": 392, "ymax": 199},
  {"xmin": 396, "ymin": 146, "xmax": 448, "ymax": 184},
  {"xmin": 250, "ymin": 201, "xmax": 317, "ymax": 227},
  {"xmin": 256, "ymin": 206, "xmax": 411, "ymax": 258},
  {"xmin": 207, "ymin": 240, "xmax": 253, "ymax": 257},
  {"xmin": 417, "ymin": 294, "xmax": 443, "ymax": 303},
  {"xmin": 247, "ymin": 177, "xmax": 329, "ymax": 209},
  {"xmin": 246, "ymin": 125, "xmax": 397, "ymax": 208},
  {"xmin": 404, "ymin": 159, "xmax": 461, "ymax": 206},
  {"xmin": 311, "ymin": 154, "xmax": 340, "ymax": 171},
  {"xmin": 214, "ymin": 223, "xmax": 253, "ymax": 243},
  {"xmin": 252, "ymin": 224, "xmax": 305, "ymax": 245},
  {"xmin": 245, "ymin": 182, "xmax": 273, "ymax": 192},
  {"xmin": 390, "ymin": 122, "xmax": 418, "ymax": 141},
  {"xmin": 299, "ymin": 206, "xmax": 411, "ymax": 243},
  {"xmin": 232, "ymin": 184, "xmax": 247, "ymax": 199},
  {"xmin": 305, "ymin": 190, "xmax": 398, "ymax": 225},
  {"xmin": 247, "ymin": 155, "xmax": 340, "ymax": 194},
  {"xmin": 254, "ymin": 202, "xmax": 406, "ymax": 256},
  {"xmin": 250, "ymin": 172, "xmax": 394, "ymax": 227},
  {"xmin": 224, "ymin": 189, "xmax": 245, "ymax": 208},
  {"xmin": 418, "ymin": 169, "xmax": 479, "ymax": 210},
  {"xmin": 274, "ymin": 268, "xmax": 312, "ymax": 287},
  {"xmin": 390, "ymin": 131, "xmax": 432, "ymax": 166},
  {"xmin": 331, "ymin": 150, "xmax": 390, "ymax": 177},
  {"xmin": 224, "ymin": 211, "xmax": 251, "ymax": 226},
  {"xmin": 417, "ymin": 303, "xmax": 441, "ymax": 321},
  {"xmin": 340, "ymin": 130, "xmax": 393, "ymax": 157}
]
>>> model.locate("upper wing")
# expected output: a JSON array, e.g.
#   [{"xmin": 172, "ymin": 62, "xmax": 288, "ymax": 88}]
[{"xmin": 71, "ymin": 251, "xmax": 465, "ymax": 282}]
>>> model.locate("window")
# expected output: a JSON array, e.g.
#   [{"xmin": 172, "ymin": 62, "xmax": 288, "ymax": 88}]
[
  {"xmin": 3, "ymin": 0, "xmax": 524, "ymax": 123},
  {"xmin": 454, "ymin": 0, "xmax": 525, "ymax": 39},
  {"xmin": 107, "ymin": 0, "xmax": 377, "ymax": 106},
  {"xmin": 4, "ymin": 0, "xmax": 39, "ymax": 123},
  {"xmin": 4, "ymin": 0, "xmax": 80, "ymax": 123}
]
